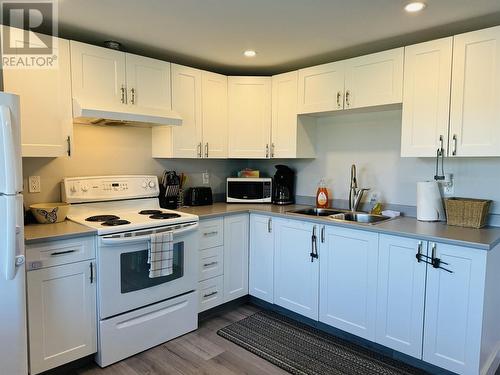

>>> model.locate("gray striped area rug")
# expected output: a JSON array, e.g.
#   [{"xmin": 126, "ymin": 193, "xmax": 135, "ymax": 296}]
[{"xmin": 217, "ymin": 310, "xmax": 428, "ymax": 375}]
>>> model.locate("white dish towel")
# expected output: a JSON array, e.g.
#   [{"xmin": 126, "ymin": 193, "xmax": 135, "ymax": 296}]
[{"xmin": 148, "ymin": 231, "xmax": 174, "ymax": 278}]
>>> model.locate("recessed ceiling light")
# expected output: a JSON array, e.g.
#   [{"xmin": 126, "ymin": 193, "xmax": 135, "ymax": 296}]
[
  {"xmin": 243, "ymin": 50, "xmax": 257, "ymax": 58},
  {"xmin": 404, "ymin": 2, "xmax": 426, "ymax": 12}
]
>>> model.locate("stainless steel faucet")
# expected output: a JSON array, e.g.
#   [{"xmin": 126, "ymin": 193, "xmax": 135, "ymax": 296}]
[{"xmin": 348, "ymin": 164, "xmax": 370, "ymax": 212}]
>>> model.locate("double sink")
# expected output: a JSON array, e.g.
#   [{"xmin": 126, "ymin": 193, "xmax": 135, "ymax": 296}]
[{"xmin": 287, "ymin": 207, "xmax": 392, "ymax": 225}]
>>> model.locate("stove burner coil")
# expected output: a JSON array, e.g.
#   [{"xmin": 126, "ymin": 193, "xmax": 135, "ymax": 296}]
[
  {"xmin": 149, "ymin": 213, "xmax": 182, "ymax": 220},
  {"xmin": 101, "ymin": 219, "xmax": 131, "ymax": 226},
  {"xmin": 86, "ymin": 215, "xmax": 120, "ymax": 222}
]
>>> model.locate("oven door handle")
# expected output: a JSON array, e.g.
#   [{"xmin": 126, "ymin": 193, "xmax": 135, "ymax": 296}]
[{"xmin": 100, "ymin": 223, "xmax": 199, "ymax": 245}]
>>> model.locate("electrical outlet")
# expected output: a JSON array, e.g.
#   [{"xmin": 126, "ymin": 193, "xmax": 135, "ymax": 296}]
[
  {"xmin": 202, "ymin": 172, "xmax": 210, "ymax": 185},
  {"xmin": 440, "ymin": 173, "xmax": 454, "ymax": 196},
  {"xmin": 28, "ymin": 176, "xmax": 41, "ymax": 193}
]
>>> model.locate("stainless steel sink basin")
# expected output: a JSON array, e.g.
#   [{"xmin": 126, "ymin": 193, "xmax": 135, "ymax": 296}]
[
  {"xmin": 288, "ymin": 208, "xmax": 346, "ymax": 216},
  {"xmin": 329, "ymin": 212, "xmax": 391, "ymax": 224}
]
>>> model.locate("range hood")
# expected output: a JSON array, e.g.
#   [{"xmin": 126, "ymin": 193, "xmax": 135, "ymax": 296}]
[{"xmin": 72, "ymin": 99, "xmax": 182, "ymax": 127}]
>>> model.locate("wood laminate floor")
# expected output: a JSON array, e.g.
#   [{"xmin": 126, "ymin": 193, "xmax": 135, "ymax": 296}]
[{"xmin": 75, "ymin": 304, "xmax": 288, "ymax": 375}]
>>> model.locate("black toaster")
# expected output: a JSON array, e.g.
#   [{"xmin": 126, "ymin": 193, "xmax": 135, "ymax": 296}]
[{"xmin": 185, "ymin": 187, "xmax": 213, "ymax": 206}]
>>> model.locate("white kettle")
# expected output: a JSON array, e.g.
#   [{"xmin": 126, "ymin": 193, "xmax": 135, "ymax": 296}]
[{"xmin": 417, "ymin": 181, "xmax": 446, "ymax": 222}]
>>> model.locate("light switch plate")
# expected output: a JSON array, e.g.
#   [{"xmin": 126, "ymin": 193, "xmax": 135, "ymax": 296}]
[
  {"xmin": 202, "ymin": 172, "xmax": 210, "ymax": 185},
  {"xmin": 28, "ymin": 176, "xmax": 41, "ymax": 193}
]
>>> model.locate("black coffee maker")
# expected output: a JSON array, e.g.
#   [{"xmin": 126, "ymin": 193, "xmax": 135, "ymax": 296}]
[{"xmin": 272, "ymin": 165, "xmax": 295, "ymax": 205}]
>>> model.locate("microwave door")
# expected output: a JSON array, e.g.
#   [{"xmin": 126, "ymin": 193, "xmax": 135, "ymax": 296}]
[{"xmin": 228, "ymin": 182, "xmax": 264, "ymax": 200}]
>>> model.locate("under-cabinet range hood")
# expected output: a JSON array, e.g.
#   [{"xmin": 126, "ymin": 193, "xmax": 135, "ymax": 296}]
[{"xmin": 72, "ymin": 99, "xmax": 182, "ymax": 127}]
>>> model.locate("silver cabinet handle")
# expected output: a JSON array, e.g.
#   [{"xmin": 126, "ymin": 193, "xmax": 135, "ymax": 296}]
[
  {"xmin": 336, "ymin": 91, "xmax": 343, "ymax": 108},
  {"xmin": 197, "ymin": 142, "xmax": 202, "ymax": 158},
  {"xmin": 265, "ymin": 144, "xmax": 270, "ymax": 158},
  {"xmin": 50, "ymin": 249, "xmax": 77, "ymax": 257},
  {"xmin": 89, "ymin": 262, "xmax": 94, "ymax": 284},
  {"xmin": 271, "ymin": 143, "xmax": 275, "ymax": 158},
  {"xmin": 439, "ymin": 135, "xmax": 444, "ymax": 155},
  {"xmin": 452, "ymin": 134, "xmax": 458, "ymax": 156},
  {"xmin": 66, "ymin": 136, "xmax": 71, "ymax": 157},
  {"xmin": 120, "ymin": 85, "xmax": 127, "ymax": 104},
  {"xmin": 345, "ymin": 90, "xmax": 351, "ymax": 107},
  {"xmin": 205, "ymin": 143, "xmax": 209, "ymax": 158},
  {"xmin": 321, "ymin": 226, "xmax": 325, "ymax": 243},
  {"xmin": 130, "ymin": 88, "xmax": 136, "ymax": 105},
  {"xmin": 431, "ymin": 243, "xmax": 437, "ymax": 260},
  {"xmin": 268, "ymin": 217, "xmax": 272, "ymax": 233},
  {"xmin": 310, "ymin": 226, "xmax": 318, "ymax": 261},
  {"xmin": 416, "ymin": 241, "xmax": 423, "ymax": 263},
  {"xmin": 203, "ymin": 231, "xmax": 218, "ymax": 237},
  {"xmin": 203, "ymin": 261, "xmax": 218, "ymax": 267},
  {"xmin": 203, "ymin": 291, "xmax": 218, "ymax": 298}
]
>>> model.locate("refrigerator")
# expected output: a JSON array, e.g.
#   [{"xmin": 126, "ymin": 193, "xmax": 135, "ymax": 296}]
[{"xmin": 0, "ymin": 91, "xmax": 28, "ymax": 375}]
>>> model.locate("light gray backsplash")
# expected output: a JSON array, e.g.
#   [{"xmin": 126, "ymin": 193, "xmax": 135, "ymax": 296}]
[{"xmin": 247, "ymin": 108, "xmax": 500, "ymax": 223}]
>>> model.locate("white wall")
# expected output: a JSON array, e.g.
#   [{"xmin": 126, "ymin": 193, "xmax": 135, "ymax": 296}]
[
  {"xmin": 22, "ymin": 124, "xmax": 244, "ymax": 206},
  {"xmin": 252, "ymin": 108, "xmax": 500, "ymax": 215}
]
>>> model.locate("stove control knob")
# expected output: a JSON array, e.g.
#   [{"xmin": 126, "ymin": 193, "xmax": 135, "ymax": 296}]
[
  {"xmin": 70, "ymin": 184, "xmax": 77, "ymax": 193},
  {"xmin": 142, "ymin": 181, "xmax": 148, "ymax": 189},
  {"xmin": 148, "ymin": 180, "xmax": 156, "ymax": 189},
  {"xmin": 81, "ymin": 184, "xmax": 89, "ymax": 192}
]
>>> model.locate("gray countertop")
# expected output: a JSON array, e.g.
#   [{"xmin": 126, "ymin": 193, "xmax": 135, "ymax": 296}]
[
  {"xmin": 24, "ymin": 220, "xmax": 97, "ymax": 244},
  {"xmin": 177, "ymin": 203, "xmax": 500, "ymax": 250}
]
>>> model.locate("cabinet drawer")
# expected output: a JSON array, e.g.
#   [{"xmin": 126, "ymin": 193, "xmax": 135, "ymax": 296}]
[
  {"xmin": 199, "ymin": 218, "xmax": 223, "ymax": 249},
  {"xmin": 198, "ymin": 276, "xmax": 224, "ymax": 312},
  {"xmin": 198, "ymin": 246, "xmax": 223, "ymax": 281},
  {"xmin": 26, "ymin": 236, "xmax": 96, "ymax": 270}
]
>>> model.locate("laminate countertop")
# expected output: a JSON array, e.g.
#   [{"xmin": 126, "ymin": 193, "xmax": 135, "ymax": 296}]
[
  {"xmin": 177, "ymin": 203, "xmax": 500, "ymax": 250},
  {"xmin": 24, "ymin": 220, "xmax": 96, "ymax": 245}
]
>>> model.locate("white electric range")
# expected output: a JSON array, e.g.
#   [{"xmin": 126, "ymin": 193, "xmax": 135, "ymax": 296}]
[{"xmin": 62, "ymin": 175, "xmax": 199, "ymax": 367}]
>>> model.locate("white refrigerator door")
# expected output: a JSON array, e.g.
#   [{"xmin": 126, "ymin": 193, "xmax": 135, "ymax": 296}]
[
  {"xmin": 0, "ymin": 194, "xmax": 28, "ymax": 375},
  {"xmin": 0, "ymin": 92, "xmax": 22, "ymax": 195}
]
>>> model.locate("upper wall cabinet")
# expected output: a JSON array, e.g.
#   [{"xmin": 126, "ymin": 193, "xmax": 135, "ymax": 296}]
[
  {"xmin": 297, "ymin": 48, "xmax": 403, "ymax": 115},
  {"xmin": 298, "ymin": 61, "xmax": 345, "ymax": 114},
  {"xmin": 343, "ymin": 48, "xmax": 403, "ymax": 109},
  {"xmin": 152, "ymin": 66, "xmax": 228, "ymax": 158},
  {"xmin": 449, "ymin": 26, "xmax": 500, "ymax": 157},
  {"xmin": 401, "ymin": 38, "xmax": 453, "ymax": 157},
  {"xmin": 70, "ymin": 41, "xmax": 172, "ymax": 115},
  {"xmin": 228, "ymin": 76, "xmax": 271, "ymax": 158},
  {"xmin": 3, "ymin": 29, "xmax": 73, "ymax": 157},
  {"xmin": 272, "ymin": 71, "xmax": 316, "ymax": 158}
]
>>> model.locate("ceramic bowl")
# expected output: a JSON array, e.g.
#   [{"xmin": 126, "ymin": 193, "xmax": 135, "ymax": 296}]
[{"xmin": 30, "ymin": 203, "xmax": 69, "ymax": 224}]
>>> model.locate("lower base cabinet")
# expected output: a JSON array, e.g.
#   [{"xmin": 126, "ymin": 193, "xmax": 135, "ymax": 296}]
[
  {"xmin": 249, "ymin": 214, "xmax": 274, "ymax": 303},
  {"xmin": 223, "ymin": 214, "xmax": 249, "ymax": 302},
  {"xmin": 319, "ymin": 226, "xmax": 378, "ymax": 341},
  {"xmin": 27, "ymin": 260, "xmax": 97, "ymax": 374}
]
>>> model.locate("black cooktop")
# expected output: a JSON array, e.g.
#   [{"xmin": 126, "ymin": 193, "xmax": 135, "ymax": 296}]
[
  {"xmin": 86, "ymin": 215, "xmax": 120, "ymax": 222},
  {"xmin": 149, "ymin": 213, "xmax": 182, "ymax": 220},
  {"xmin": 101, "ymin": 219, "xmax": 131, "ymax": 226}
]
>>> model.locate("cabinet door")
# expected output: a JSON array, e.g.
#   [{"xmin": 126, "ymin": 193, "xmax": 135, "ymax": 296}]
[
  {"xmin": 70, "ymin": 41, "xmax": 126, "ymax": 111},
  {"xmin": 249, "ymin": 214, "xmax": 274, "ymax": 303},
  {"xmin": 401, "ymin": 38, "xmax": 453, "ymax": 157},
  {"xmin": 202, "ymin": 71, "xmax": 228, "ymax": 158},
  {"xmin": 171, "ymin": 64, "xmax": 203, "ymax": 158},
  {"xmin": 344, "ymin": 48, "xmax": 403, "ymax": 109},
  {"xmin": 376, "ymin": 235, "xmax": 427, "ymax": 358},
  {"xmin": 3, "ymin": 30, "xmax": 72, "ymax": 157},
  {"xmin": 274, "ymin": 219, "xmax": 319, "ymax": 320},
  {"xmin": 272, "ymin": 71, "xmax": 298, "ymax": 158},
  {"xmin": 449, "ymin": 26, "xmax": 500, "ymax": 157},
  {"xmin": 298, "ymin": 61, "xmax": 345, "ymax": 114},
  {"xmin": 125, "ymin": 53, "xmax": 172, "ymax": 115},
  {"xmin": 228, "ymin": 76, "xmax": 271, "ymax": 158},
  {"xmin": 319, "ymin": 226, "xmax": 378, "ymax": 340},
  {"xmin": 423, "ymin": 243, "xmax": 486, "ymax": 375},
  {"xmin": 27, "ymin": 261, "xmax": 97, "ymax": 374},
  {"xmin": 223, "ymin": 214, "xmax": 249, "ymax": 302}
]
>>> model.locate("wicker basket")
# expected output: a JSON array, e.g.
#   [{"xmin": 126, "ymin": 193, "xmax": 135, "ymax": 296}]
[{"xmin": 444, "ymin": 198, "xmax": 491, "ymax": 228}]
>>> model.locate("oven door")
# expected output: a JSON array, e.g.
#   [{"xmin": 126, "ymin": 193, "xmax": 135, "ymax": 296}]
[{"xmin": 97, "ymin": 223, "xmax": 198, "ymax": 319}]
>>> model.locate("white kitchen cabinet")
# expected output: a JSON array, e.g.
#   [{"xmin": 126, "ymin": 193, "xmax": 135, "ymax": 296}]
[
  {"xmin": 344, "ymin": 48, "xmax": 404, "ymax": 110},
  {"xmin": 271, "ymin": 71, "xmax": 316, "ymax": 158},
  {"xmin": 376, "ymin": 235, "xmax": 427, "ymax": 358},
  {"xmin": 201, "ymin": 71, "xmax": 228, "ymax": 158},
  {"xmin": 27, "ymin": 260, "xmax": 97, "ymax": 374},
  {"xmin": 319, "ymin": 226, "xmax": 378, "ymax": 340},
  {"xmin": 423, "ymin": 242, "xmax": 487, "ymax": 375},
  {"xmin": 249, "ymin": 214, "xmax": 274, "ymax": 303},
  {"xmin": 3, "ymin": 29, "xmax": 72, "ymax": 157},
  {"xmin": 274, "ymin": 218, "xmax": 319, "ymax": 320},
  {"xmin": 70, "ymin": 41, "xmax": 127, "ymax": 112},
  {"xmin": 401, "ymin": 38, "xmax": 453, "ymax": 157},
  {"xmin": 449, "ymin": 26, "xmax": 500, "ymax": 157},
  {"xmin": 298, "ymin": 61, "xmax": 345, "ymax": 114},
  {"xmin": 125, "ymin": 53, "xmax": 172, "ymax": 115},
  {"xmin": 228, "ymin": 76, "xmax": 272, "ymax": 158},
  {"xmin": 223, "ymin": 214, "xmax": 249, "ymax": 302}
]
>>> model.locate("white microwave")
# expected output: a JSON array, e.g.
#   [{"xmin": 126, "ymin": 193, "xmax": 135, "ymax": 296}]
[{"xmin": 226, "ymin": 178, "xmax": 272, "ymax": 203}]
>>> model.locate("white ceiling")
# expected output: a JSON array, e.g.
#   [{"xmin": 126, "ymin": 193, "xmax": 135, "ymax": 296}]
[{"xmin": 56, "ymin": 0, "xmax": 500, "ymax": 75}]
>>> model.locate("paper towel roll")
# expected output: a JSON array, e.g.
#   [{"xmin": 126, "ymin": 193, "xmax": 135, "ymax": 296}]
[{"xmin": 417, "ymin": 181, "xmax": 446, "ymax": 222}]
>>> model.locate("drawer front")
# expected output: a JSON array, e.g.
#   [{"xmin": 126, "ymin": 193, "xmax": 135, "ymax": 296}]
[
  {"xmin": 198, "ymin": 246, "xmax": 223, "ymax": 281},
  {"xmin": 97, "ymin": 291, "xmax": 198, "ymax": 367},
  {"xmin": 198, "ymin": 276, "xmax": 224, "ymax": 312},
  {"xmin": 199, "ymin": 218, "xmax": 223, "ymax": 249},
  {"xmin": 26, "ymin": 236, "xmax": 96, "ymax": 270}
]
